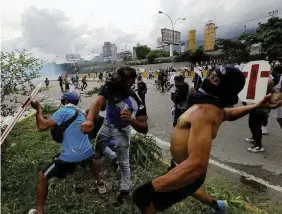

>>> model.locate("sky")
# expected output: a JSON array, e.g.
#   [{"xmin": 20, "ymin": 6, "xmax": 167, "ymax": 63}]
[{"xmin": 1, "ymin": 0, "xmax": 281, "ymax": 63}]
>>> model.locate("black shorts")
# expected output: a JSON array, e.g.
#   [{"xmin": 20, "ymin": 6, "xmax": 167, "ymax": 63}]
[
  {"xmin": 42, "ymin": 153, "xmax": 93, "ymax": 179},
  {"xmin": 151, "ymin": 159, "xmax": 206, "ymax": 212}
]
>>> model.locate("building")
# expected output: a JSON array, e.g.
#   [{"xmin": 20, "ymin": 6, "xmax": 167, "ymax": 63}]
[
  {"xmin": 102, "ymin": 42, "xmax": 117, "ymax": 62},
  {"xmin": 117, "ymin": 50, "xmax": 132, "ymax": 61},
  {"xmin": 94, "ymin": 54, "xmax": 103, "ymax": 62},
  {"xmin": 188, "ymin": 30, "xmax": 196, "ymax": 52},
  {"xmin": 204, "ymin": 21, "xmax": 216, "ymax": 51},
  {"xmin": 132, "ymin": 43, "xmax": 140, "ymax": 60}
]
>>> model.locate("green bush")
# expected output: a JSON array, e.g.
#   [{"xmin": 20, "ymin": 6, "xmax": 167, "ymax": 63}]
[
  {"xmin": 130, "ymin": 133, "xmax": 162, "ymax": 168},
  {"xmin": 42, "ymin": 103, "xmax": 60, "ymax": 115},
  {"xmin": 84, "ymin": 87, "xmax": 101, "ymax": 97}
]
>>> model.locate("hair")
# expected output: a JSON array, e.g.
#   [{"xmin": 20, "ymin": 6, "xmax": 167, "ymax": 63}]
[
  {"xmin": 272, "ymin": 65, "xmax": 282, "ymax": 74},
  {"xmin": 115, "ymin": 66, "xmax": 137, "ymax": 81},
  {"xmin": 174, "ymin": 75, "xmax": 184, "ymax": 82}
]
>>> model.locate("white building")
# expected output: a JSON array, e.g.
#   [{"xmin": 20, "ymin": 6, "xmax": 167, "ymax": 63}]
[{"xmin": 102, "ymin": 42, "xmax": 117, "ymax": 62}]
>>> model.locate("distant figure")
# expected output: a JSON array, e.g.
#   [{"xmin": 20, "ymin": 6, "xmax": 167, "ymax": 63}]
[
  {"xmin": 82, "ymin": 76, "xmax": 88, "ymax": 91},
  {"xmin": 64, "ymin": 74, "xmax": 70, "ymax": 91},
  {"xmin": 45, "ymin": 78, "xmax": 50, "ymax": 89},
  {"xmin": 58, "ymin": 75, "xmax": 64, "ymax": 92}
]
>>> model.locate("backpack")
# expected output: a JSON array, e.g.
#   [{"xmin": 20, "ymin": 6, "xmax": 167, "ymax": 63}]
[{"xmin": 51, "ymin": 109, "xmax": 79, "ymax": 143}]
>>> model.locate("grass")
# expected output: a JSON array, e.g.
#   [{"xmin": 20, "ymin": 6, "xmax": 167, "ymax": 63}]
[
  {"xmin": 84, "ymin": 87, "xmax": 101, "ymax": 97},
  {"xmin": 2, "ymin": 117, "xmax": 282, "ymax": 214}
]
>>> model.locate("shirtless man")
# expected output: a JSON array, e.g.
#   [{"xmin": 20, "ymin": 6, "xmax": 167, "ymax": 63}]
[{"xmin": 132, "ymin": 67, "xmax": 282, "ymax": 214}]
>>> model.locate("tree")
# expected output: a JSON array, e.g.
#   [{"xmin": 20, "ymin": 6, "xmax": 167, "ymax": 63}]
[
  {"xmin": 1, "ymin": 49, "xmax": 43, "ymax": 117},
  {"xmin": 135, "ymin": 45, "xmax": 151, "ymax": 60},
  {"xmin": 146, "ymin": 51, "xmax": 159, "ymax": 64},
  {"xmin": 257, "ymin": 17, "xmax": 282, "ymax": 62},
  {"xmin": 215, "ymin": 38, "xmax": 249, "ymax": 63}
]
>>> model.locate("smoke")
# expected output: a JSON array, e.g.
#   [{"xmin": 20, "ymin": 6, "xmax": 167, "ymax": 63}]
[{"xmin": 39, "ymin": 62, "xmax": 64, "ymax": 79}]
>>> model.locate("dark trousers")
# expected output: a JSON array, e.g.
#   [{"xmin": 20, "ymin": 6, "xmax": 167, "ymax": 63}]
[
  {"xmin": 262, "ymin": 111, "xmax": 270, "ymax": 126},
  {"xmin": 248, "ymin": 110, "xmax": 268, "ymax": 147},
  {"xmin": 82, "ymin": 82, "xmax": 87, "ymax": 91}
]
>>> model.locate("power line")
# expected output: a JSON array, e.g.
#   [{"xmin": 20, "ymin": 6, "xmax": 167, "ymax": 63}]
[
  {"xmin": 217, "ymin": 12, "xmax": 282, "ymax": 29},
  {"xmin": 192, "ymin": 11, "xmax": 282, "ymax": 33}
]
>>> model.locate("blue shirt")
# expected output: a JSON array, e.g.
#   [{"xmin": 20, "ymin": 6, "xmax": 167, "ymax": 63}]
[{"xmin": 51, "ymin": 106, "xmax": 93, "ymax": 162}]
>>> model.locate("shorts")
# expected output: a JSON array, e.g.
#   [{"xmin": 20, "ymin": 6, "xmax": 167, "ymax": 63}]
[
  {"xmin": 151, "ymin": 159, "xmax": 206, "ymax": 211},
  {"xmin": 42, "ymin": 153, "xmax": 93, "ymax": 179}
]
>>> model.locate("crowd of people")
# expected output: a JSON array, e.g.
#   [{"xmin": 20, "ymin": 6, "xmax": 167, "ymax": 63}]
[{"xmin": 28, "ymin": 62, "xmax": 282, "ymax": 214}]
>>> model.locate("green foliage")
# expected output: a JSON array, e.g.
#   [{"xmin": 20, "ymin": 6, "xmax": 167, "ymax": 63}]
[
  {"xmin": 135, "ymin": 45, "xmax": 151, "ymax": 60},
  {"xmin": 41, "ymin": 103, "xmax": 60, "ymax": 115},
  {"xmin": 215, "ymin": 38, "xmax": 249, "ymax": 62},
  {"xmin": 84, "ymin": 87, "xmax": 101, "ymax": 97},
  {"xmin": 257, "ymin": 17, "xmax": 282, "ymax": 62},
  {"xmin": 146, "ymin": 51, "xmax": 159, "ymax": 64},
  {"xmin": 1, "ymin": 49, "xmax": 43, "ymax": 117},
  {"xmin": 130, "ymin": 133, "xmax": 162, "ymax": 168}
]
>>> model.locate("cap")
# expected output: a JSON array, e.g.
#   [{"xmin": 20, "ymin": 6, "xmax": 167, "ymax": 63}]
[{"xmin": 61, "ymin": 92, "xmax": 79, "ymax": 102}]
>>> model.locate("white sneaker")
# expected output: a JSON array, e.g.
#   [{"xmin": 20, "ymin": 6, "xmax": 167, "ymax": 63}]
[
  {"xmin": 262, "ymin": 126, "xmax": 268, "ymax": 135},
  {"xmin": 96, "ymin": 180, "xmax": 107, "ymax": 194},
  {"xmin": 247, "ymin": 146, "xmax": 264, "ymax": 153},
  {"xmin": 28, "ymin": 209, "xmax": 37, "ymax": 214},
  {"xmin": 245, "ymin": 138, "xmax": 254, "ymax": 143}
]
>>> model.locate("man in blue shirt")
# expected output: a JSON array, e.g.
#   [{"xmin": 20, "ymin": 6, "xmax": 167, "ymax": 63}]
[
  {"xmin": 30, "ymin": 92, "xmax": 106, "ymax": 214},
  {"xmin": 81, "ymin": 66, "xmax": 148, "ymax": 205}
]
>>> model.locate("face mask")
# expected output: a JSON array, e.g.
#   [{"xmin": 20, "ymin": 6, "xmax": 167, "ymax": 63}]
[
  {"xmin": 201, "ymin": 78, "xmax": 220, "ymax": 97},
  {"xmin": 201, "ymin": 78, "xmax": 238, "ymax": 107}
]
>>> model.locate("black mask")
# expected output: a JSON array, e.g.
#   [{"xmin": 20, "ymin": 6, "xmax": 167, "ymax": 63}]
[
  {"xmin": 201, "ymin": 78, "xmax": 220, "ymax": 97},
  {"xmin": 200, "ymin": 78, "xmax": 238, "ymax": 108}
]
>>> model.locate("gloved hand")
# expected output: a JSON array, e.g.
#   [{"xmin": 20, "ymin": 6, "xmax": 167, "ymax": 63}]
[{"xmin": 132, "ymin": 181, "xmax": 155, "ymax": 211}]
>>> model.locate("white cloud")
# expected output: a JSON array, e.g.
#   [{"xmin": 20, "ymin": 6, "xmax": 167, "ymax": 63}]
[{"xmin": 1, "ymin": 0, "xmax": 281, "ymax": 61}]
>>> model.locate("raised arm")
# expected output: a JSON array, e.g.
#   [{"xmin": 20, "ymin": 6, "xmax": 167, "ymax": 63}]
[
  {"xmin": 224, "ymin": 94, "xmax": 282, "ymax": 121},
  {"xmin": 30, "ymin": 101, "xmax": 56, "ymax": 131},
  {"xmin": 152, "ymin": 112, "xmax": 213, "ymax": 192}
]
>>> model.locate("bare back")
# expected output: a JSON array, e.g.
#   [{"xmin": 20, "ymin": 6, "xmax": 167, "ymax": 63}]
[{"xmin": 170, "ymin": 104, "xmax": 225, "ymax": 164}]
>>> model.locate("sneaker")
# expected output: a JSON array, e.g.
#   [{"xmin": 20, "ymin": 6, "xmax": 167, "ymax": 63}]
[
  {"xmin": 262, "ymin": 126, "xmax": 268, "ymax": 135},
  {"xmin": 28, "ymin": 209, "xmax": 37, "ymax": 214},
  {"xmin": 212, "ymin": 200, "xmax": 227, "ymax": 214},
  {"xmin": 247, "ymin": 146, "xmax": 264, "ymax": 153},
  {"xmin": 245, "ymin": 138, "xmax": 255, "ymax": 143},
  {"xmin": 95, "ymin": 180, "xmax": 106, "ymax": 194}
]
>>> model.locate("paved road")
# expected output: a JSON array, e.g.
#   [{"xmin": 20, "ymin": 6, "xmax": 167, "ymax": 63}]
[{"xmin": 43, "ymin": 78, "xmax": 282, "ymax": 187}]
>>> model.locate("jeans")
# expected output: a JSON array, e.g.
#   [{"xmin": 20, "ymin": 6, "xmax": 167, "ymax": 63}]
[
  {"xmin": 96, "ymin": 124, "xmax": 131, "ymax": 191},
  {"xmin": 248, "ymin": 110, "xmax": 268, "ymax": 147}
]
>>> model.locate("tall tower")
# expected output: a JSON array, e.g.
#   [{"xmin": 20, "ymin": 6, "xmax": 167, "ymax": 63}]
[
  {"xmin": 204, "ymin": 20, "xmax": 215, "ymax": 51},
  {"xmin": 188, "ymin": 30, "xmax": 196, "ymax": 52}
]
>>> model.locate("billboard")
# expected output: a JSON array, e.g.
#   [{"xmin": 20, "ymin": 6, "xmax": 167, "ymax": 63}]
[
  {"xmin": 204, "ymin": 22, "xmax": 215, "ymax": 51},
  {"xmin": 161, "ymin": 28, "xmax": 181, "ymax": 45},
  {"xmin": 66, "ymin": 54, "xmax": 81, "ymax": 61},
  {"xmin": 188, "ymin": 30, "xmax": 196, "ymax": 52}
]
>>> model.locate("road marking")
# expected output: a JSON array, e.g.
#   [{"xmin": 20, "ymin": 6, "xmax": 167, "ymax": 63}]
[{"xmin": 145, "ymin": 133, "xmax": 282, "ymax": 193}]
